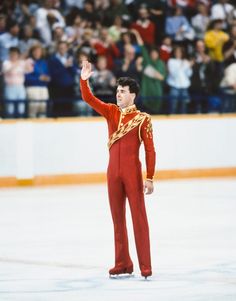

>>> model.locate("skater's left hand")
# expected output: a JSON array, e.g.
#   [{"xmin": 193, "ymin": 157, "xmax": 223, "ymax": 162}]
[{"xmin": 144, "ymin": 180, "xmax": 154, "ymax": 195}]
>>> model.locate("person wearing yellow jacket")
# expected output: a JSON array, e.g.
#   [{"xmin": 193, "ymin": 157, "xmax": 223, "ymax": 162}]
[
  {"xmin": 204, "ymin": 19, "xmax": 229, "ymax": 62},
  {"xmin": 204, "ymin": 19, "xmax": 229, "ymax": 94}
]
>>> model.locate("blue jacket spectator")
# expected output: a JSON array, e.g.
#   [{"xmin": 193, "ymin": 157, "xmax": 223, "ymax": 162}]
[
  {"xmin": 48, "ymin": 53, "xmax": 76, "ymax": 87},
  {"xmin": 48, "ymin": 41, "xmax": 76, "ymax": 117},
  {"xmin": 25, "ymin": 59, "xmax": 50, "ymax": 87},
  {"xmin": 165, "ymin": 7, "xmax": 195, "ymax": 42},
  {"xmin": 25, "ymin": 44, "xmax": 50, "ymax": 118}
]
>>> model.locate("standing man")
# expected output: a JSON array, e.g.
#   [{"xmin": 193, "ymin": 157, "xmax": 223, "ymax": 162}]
[{"xmin": 80, "ymin": 61, "xmax": 156, "ymax": 278}]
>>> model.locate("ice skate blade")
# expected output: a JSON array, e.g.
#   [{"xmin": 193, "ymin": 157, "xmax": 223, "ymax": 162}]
[{"xmin": 109, "ymin": 273, "xmax": 134, "ymax": 280}]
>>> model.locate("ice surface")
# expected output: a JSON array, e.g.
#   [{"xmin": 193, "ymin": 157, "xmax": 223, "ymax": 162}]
[{"xmin": 0, "ymin": 179, "xmax": 236, "ymax": 301}]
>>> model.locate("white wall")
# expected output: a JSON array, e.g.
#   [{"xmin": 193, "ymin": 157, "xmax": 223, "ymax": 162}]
[{"xmin": 0, "ymin": 116, "xmax": 236, "ymax": 179}]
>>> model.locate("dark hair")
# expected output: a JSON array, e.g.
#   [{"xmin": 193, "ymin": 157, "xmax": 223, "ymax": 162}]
[
  {"xmin": 6, "ymin": 19, "xmax": 19, "ymax": 31},
  {"xmin": 149, "ymin": 45, "xmax": 160, "ymax": 54},
  {"xmin": 117, "ymin": 77, "xmax": 140, "ymax": 97},
  {"xmin": 9, "ymin": 47, "xmax": 20, "ymax": 54},
  {"xmin": 28, "ymin": 43, "xmax": 44, "ymax": 58},
  {"xmin": 171, "ymin": 45, "xmax": 186, "ymax": 59},
  {"xmin": 57, "ymin": 40, "xmax": 68, "ymax": 47},
  {"xmin": 207, "ymin": 19, "xmax": 223, "ymax": 30}
]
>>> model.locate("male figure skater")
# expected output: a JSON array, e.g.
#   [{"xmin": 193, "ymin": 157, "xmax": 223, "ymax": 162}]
[{"xmin": 80, "ymin": 61, "xmax": 156, "ymax": 278}]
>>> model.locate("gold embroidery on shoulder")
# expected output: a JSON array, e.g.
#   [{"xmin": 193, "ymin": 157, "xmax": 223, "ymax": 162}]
[
  {"xmin": 108, "ymin": 113, "xmax": 145, "ymax": 149},
  {"xmin": 144, "ymin": 115, "xmax": 153, "ymax": 139},
  {"xmin": 138, "ymin": 113, "xmax": 147, "ymax": 142}
]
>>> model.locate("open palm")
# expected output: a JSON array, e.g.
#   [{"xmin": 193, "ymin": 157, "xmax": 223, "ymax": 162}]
[{"xmin": 81, "ymin": 60, "xmax": 93, "ymax": 80}]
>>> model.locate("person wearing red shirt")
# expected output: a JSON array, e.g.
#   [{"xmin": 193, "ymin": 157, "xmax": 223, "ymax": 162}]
[
  {"xmin": 131, "ymin": 5, "xmax": 156, "ymax": 46},
  {"xmin": 92, "ymin": 28, "xmax": 120, "ymax": 70},
  {"xmin": 159, "ymin": 36, "xmax": 173, "ymax": 63},
  {"xmin": 80, "ymin": 60, "xmax": 156, "ymax": 278}
]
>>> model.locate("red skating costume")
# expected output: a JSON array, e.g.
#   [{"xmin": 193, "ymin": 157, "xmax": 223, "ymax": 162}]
[{"xmin": 80, "ymin": 79, "xmax": 156, "ymax": 277}]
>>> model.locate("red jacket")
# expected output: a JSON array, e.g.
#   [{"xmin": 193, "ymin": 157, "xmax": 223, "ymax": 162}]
[
  {"xmin": 131, "ymin": 20, "xmax": 156, "ymax": 46},
  {"xmin": 80, "ymin": 79, "xmax": 156, "ymax": 180},
  {"xmin": 93, "ymin": 42, "xmax": 120, "ymax": 70}
]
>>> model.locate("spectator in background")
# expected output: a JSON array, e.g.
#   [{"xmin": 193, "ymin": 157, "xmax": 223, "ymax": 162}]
[
  {"xmin": 0, "ymin": 14, "xmax": 7, "ymax": 35},
  {"xmin": 167, "ymin": 0, "xmax": 203, "ymax": 11},
  {"xmin": 190, "ymin": 39, "xmax": 215, "ymax": 113},
  {"xmin": 191, "ymin": 1, "xmax": 210, "ymax": 40},
  {"xmin": 210, "ymin": 0, "xmax": 235, "ymax": 30},
  {"xmin": 0, "ymin": 20, "xmax": 20, "ymax": 62},
  {"xmin": 2, "ymin": 0, "xmax": 235, "ymax": 119},
  {"xmin": 147, "ymin": 0, "xmax": 166, "ymax": 45},
  {"xmin": 1, "ymin": 1, "xmax": 24, "ymax": 25},
  {"xmin": 92, "ymin": 27, "xmax": 120, "ymax": 70},
  {"xmin": 223, "ymin": 24, "xmax": 236, "ymax": 67},
  {"xmin": 92, "ymin": 55, "xmax": 116, "ymax": 104},
  {"xmin": 2, "ymin": 47, "xmax": 33, "ymax": 118},
  {"xmin": 0, "ymin": 14, "xmax": 7, "ymax": 106},
  {"xmin": 74, "ymin": 50, "xmax": 93, "ymax": 116},
  {"xmin": 115, "ymin": 43, "xmax": 142, "ymax": 82},
  {"xmin": 116, "ymin": 31, "xmax": 139, "ymax": 57},
  {"xmin": 94, "ymin": 0, "xmax": 109, "ymax": 11},
  {"xmin": 204, "ymin": 19, "xmax": 229, "ymax": 91},
  {"xmin": 25, "ymin": 44, "xmax": 50, "ymax": 118},
  {"xmin": 47, "ymin": 23, "xmax": 69, "ymax": 54},
  {"xmin": 159, "ymin": 36, "xmax": 173, "ymax": 64},
  {"xmin": 35, "ymin": 0, "xmax": 65, "ymax": 46},
  {"xmin": 204, "ymin": 19, "xmax": 229, "ymax": 61},
  {"xmin": 165, "ymin": 6, "xmax": 195, "ymax": 45},
  {"xmin": 104, "ymin": 0, "xmax": 130, "ymax": 26},
  {"xmin": 27, "ymin": 15, "xmax": 41, "ymax": 40},
  {"xmin": 19, "ymin": 24, "xmax": 39, "ymax": 57},
  {"xmin": 48, "ymin": 41, "xmax": 76, "ymax": 117},
  {"xmin": 80, "ymin": 0, "xmax": 98, "ymax": 26},
  {"xmin": 20, "ymin": 1, "xmax": 40, "ymax": 17},
  {"xmin": 65, "ymin": 14, "xmax": 85, "ymax": 46},
  {"xmin": 132, "ymin": 29, "xmax": 166, "ymax": 114},
  {"xmin": 129, "ymin": 0, "xmax": 166, "ymax": 44},
  {"xmin": 131, "ymin": 4, "xmax": 156, "ymax": 46},
  {"xmin": 77, "ymin": 28, "xmax": 96, "ymax": 61},
  {"xmin": 220, "ymin": 62, "xmax": 236, "ymax": 112},
  {"xmin": 108, "ymin": 16, "xmax": 127, "ymax": 43},
  {"xmin": 64, "ymin": 0, "xmax": 84, "ymax": 11},
  {"xmin": 167, "ymin": 46, "xmax": 193, "ymax": 114}
]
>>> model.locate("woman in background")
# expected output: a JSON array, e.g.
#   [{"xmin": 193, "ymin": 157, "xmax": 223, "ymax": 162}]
[
  {"xmin": 2, "ymin": 46, "xmax": 32, "ymax": 118},
  {"xmin": 167, "ymin": 46, "xmax": 193, "ymax": 114},
  {"xmin": 25, "ymin": 44, "xmax": 50, "ymax": 118},
  {"xmin": 132, "ymin": 29, "xmax": 166, "ymax": 114}
]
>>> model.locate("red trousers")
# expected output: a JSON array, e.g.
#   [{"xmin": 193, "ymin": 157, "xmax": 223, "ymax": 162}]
[{"xmin": 107, "ymin": 128, "xmax": 151, "ymax": 272}]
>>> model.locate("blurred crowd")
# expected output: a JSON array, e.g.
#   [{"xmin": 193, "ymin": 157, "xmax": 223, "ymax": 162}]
[{"xmin": 0, "ymin": 0, "xmax": 236, "ymax": 118}]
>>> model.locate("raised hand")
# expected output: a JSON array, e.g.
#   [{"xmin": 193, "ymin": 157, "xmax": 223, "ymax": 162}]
[
  {"xmin": 81, "ymin": 60, "xmax": 93, "ymax": 80},
  {"xmin": 130, "ymin": 29, "xmax": 144, "ymax": 46}
]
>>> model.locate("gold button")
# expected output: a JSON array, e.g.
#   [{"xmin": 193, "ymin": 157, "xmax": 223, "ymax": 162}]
[
  {"xmin": 120, "ymin": 123, "xmax": 123, "ymax": 126},
  {"xmin": 122, "ymin": 115, "xmax": 125, "ymax": 119}
]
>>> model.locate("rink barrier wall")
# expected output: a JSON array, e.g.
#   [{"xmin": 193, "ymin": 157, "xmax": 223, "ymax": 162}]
[
  {"xmin": 0, "ymin": 113, "xmax": 236, "ymax": 187},
  {"xmin": 1, "ymin": 168, "xmax": 236, "ymax": 188}
]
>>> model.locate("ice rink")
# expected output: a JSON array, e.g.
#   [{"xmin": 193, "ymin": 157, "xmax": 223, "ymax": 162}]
[{"xmin": 0, "ymin": 178, "xmax": 236, "ymax": 301}]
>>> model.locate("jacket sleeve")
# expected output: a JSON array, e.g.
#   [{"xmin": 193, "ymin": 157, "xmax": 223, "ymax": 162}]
[
  {"xmin": 80, "ymin": 78, "xmax": 112, "ymax": 119},
  {"xmin": 140, "ymin": 115, "xmax": 156, "ymax": 180}
]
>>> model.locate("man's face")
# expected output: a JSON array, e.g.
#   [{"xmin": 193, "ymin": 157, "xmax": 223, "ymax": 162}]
[
  {"xmin": 10, "ymin": 25, "xmax": 19, "ymax": 36},
  {"xmin": 9, "ymin": 51, "xmax": 20, "ymax": 62},
  {"xmin": 116, "ymin": 85, "xmax": 135, "ymax": 109},
  {"xmin": 58, "ymin": 43, "xmax": 67, "ymax": 56}
]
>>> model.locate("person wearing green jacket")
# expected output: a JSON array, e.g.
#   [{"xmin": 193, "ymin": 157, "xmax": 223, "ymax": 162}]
[{"xmin": 131, "ymin": 29, "xmax": 166, "ymax": 114}]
